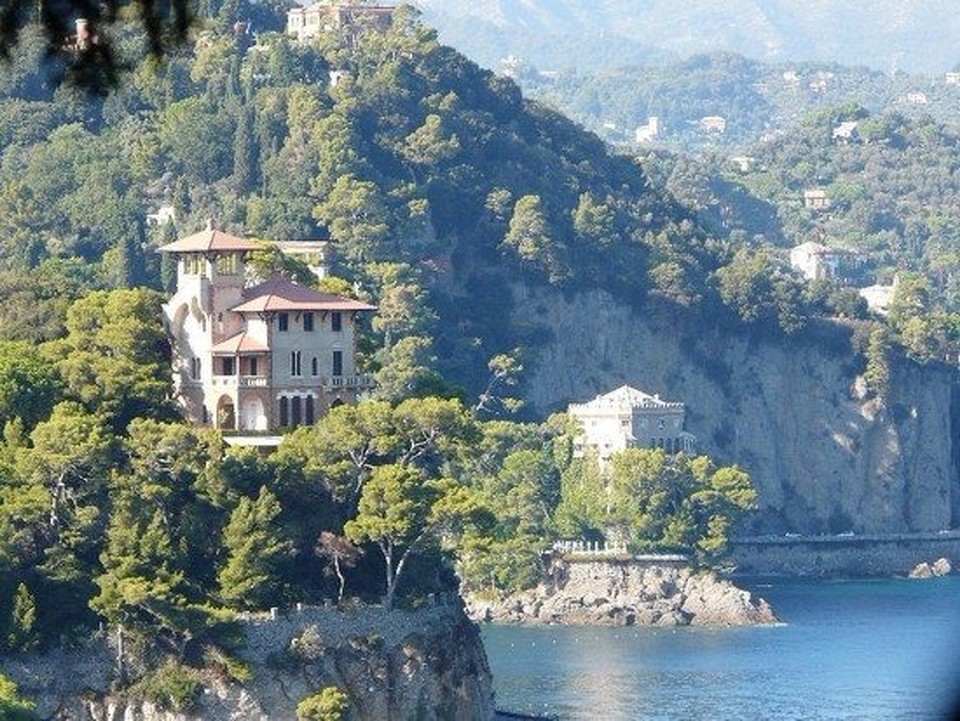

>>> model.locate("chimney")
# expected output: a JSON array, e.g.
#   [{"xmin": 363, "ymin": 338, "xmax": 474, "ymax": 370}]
[{"xmin": 76, "ymin": 18, "xmax": 91, "ymax": 50}]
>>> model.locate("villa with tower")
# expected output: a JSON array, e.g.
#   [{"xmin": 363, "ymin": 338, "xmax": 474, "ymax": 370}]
[
  {"xmin": 568, "ymin": 385, "xmax": 696, "ymax": 462},
  {"xmin": 160, "ymin": 226, "xmax": 375, "ymax": 433}
]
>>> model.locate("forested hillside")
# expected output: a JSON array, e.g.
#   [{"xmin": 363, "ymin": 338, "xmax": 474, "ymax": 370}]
[
  {"xmin": 0, "ymin": 7, "xmax": 771, "ymax": 711},
  {"xmin": 520, "ymin": 53, "xmax": 960, "ymax": 151}
]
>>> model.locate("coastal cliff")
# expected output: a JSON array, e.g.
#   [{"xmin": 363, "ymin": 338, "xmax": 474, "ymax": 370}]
[
  {"xmin": 1, "ymin": 601, "xmax": 496, "ymax": 721},
  {"xmin": 467, "ymin": 557, "xmax": 777, "ymax": 626},
  {"xmin": 515, "ymin": 286, "xmax": 959, "ymax": 535}
]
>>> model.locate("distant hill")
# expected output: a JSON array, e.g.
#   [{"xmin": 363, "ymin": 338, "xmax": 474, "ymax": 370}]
[
  {"xmin": 412, "ymin": 0, "xmax": 960, "ymax": 76},
  {"xmin": 520, "ymin": 52, "xmax": 960, "ymax": 152}
]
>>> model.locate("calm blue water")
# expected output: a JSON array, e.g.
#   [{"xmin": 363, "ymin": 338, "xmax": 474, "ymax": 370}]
[{"xmin": 482, "ymin": 577, "xmax": 960, "ymax": 720}]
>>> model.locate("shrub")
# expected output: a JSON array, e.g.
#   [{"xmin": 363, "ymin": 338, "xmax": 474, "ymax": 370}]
[
  {"xmin": 296, "ymin": 686, "xmax": 350, "ymax": 721},
  {"xmin": 0, "ymin": 673, "xmax": 38, "ymax": 721},
  {"xmin": 127, "ymin": 660, "xmax": 201, "ymax": 712}
]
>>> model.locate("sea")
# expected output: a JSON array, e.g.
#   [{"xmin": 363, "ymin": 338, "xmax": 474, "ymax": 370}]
[{"xmin": 482, "ymin": 576, "xmax": 960, "ymax": 720}]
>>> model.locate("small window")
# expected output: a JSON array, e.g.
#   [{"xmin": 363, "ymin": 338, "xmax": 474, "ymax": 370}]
[
  {"xmin": 279, "ymin": 397, "xmax": 289, "ymax": 427},
  {"xmin": 331, "ymin": 311, "xmax": 342, "ymax": 332},
  {"xmin": 222, "ymin": 357, "xmax": 235, "ymax": 375},
  {"xmin": 290, "ymin": 350, "xmax": 302, "ymax": 377},
  {"xmin": 215, "ymin": 253, "xmax": 239, "ymax": 275},
  {"xmin": 303, "ymin": 312, "xmax": 314, "ymax": 332},
  {"xmin": 190, "ymin": 357, "xmax": 201, "ymax": 380},
  {"xmin": 291, "ymin": 396, "xmax": 302, "ymax": 426},
  {"xmin": 247, "ymin": 357, "xmax": 258, "ymax": 376},
  {"xmin": 311, "ymin": 356, "xmax": 318, "ymax": 376},
  {"xmin": 332, "ymin": 350, "xmax": 343, "ymax": 376},
  {"xmin": 305, "ymin": 396, "xmax": 315, "ymax": 425},
  {"xmin": 278, "ymin": 313, "xmax": 289, "ymax": 332}
]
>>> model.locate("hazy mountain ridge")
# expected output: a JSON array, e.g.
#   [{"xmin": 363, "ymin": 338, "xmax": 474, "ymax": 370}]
[{"xmin": 413, "ymin": 0, "xmax": 960, "ymax": 75}]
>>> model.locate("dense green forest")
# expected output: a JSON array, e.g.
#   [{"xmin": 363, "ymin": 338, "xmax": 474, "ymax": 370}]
[
  {"xmin": 0, "ymin": 5, "xmax": 770, "ymax": 710},
  {"xmin": 3, "ymin": 1, "xmax": 958, "ymax": 711}
]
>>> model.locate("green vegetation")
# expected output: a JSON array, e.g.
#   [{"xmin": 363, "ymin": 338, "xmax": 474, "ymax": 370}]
[
  {"xmin": 297, "ymin": 686, "xmax": 350, "ymax": 721},
  {"xmin": 126, "ymin": 660, "xmax": 202, "ymax": 712},
  {"xmin": 0, "ymin": 672, "xmax": 38, "ymax": 720},
  {"xmin": 0, "ymin": 1, "xmax": 946, "ymax": 707}
]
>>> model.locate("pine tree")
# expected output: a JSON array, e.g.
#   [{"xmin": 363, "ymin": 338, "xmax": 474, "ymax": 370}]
[
  {"xmin": 6, "ymin": 583, "xmax": 39, "ymax": 652},
  {"xmin": 232, "ymin": 106, "xmax": 259, "ymax": 192},
  {"xmin": 217, "ymin": 487, "xmax": 292, "ymax": 610}
]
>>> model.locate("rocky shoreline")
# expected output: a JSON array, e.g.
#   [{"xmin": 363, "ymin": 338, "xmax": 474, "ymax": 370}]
[{"xmin": 465, "ymin": 556, "xmax": 778, "ymax": 627}]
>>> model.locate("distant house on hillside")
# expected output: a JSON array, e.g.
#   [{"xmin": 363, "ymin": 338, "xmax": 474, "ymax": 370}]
[
  {"xmin": 789, "ymin": 241, "xmax": 860, "ymax": 282},
  {"xmin": 859, "ymin": 277, "xmax": 899, "ymax": 316},
  {"xmin": 946, "ymin": 72, "xmax": 960, "ymax": 86},
  {"xmin": 271, "ymin": 240, "xmax": 334, "ymax": 279},
  {"xmin": 635, "ymin": 117, "xmax": 660, "ymax": 143},
  {"xmin": 160, "ymin": 226, "xmax": 375, "ymax": 434},
  {"xmin": 803, "ymin": 188, "xmax": 832, "ymax": 211},
  {"xmin": 699, "ymin": 116, "xmax": 726, "ymax": 133},
  {"xmin": 902, "ymin": 91, "xmax": 929, "ymax": 105},
  {"xmin": 287, "ymin": 1, "xmax": 394, "ymax": 44},
  {"xmin": 568, "ymin": 385, "xmax": 695, "ymax": 461},
  {"xmin": 832, "ymin": 121, "xmax": 860, "ymax": 144},
  {"xmin": 147, "ymin": 204, "xmax": 176, "ymax": 226}
]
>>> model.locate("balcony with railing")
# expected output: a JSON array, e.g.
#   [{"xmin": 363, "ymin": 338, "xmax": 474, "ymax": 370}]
[
  {"xmin": 211, "ymin": 374, "xmax": 270, "ymax": 389},
  {"xmin": 325, "ymin": 374, "xmax": 375, "ymax": 389}
]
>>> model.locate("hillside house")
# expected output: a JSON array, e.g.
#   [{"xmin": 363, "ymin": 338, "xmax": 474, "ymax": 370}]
[
  {"xmin": 803, "ymin": 188, "xmax": 832, "ymax": 211},
  {"xmin": 789, "ymin": 241, "xmax": 857, "ymax": 281},
  {"xmin": 699, "ymin": 116, "xmax": 726, "ymax": 133},
  {"xmin": 859, "ymin": 277, "xmax": 899, "ymax": 316},
  {"xmin": 569, "ymin": 385, "xmax": 695, "ymax": 461},
  {"xmin": 272, "ymin": 240, "xmax": 334, "ymax": 279},
  {"xmin": 832, "ymin": 121, "xmax": 859, "ymax": 144},
  {"xmin": 287, "ymin": 1, "xmax": 394, "ymax": 44},
  {"xmin": 160, "ymin": 227, "xmax": 375, "ymax": 433},
  {"xmin": 635, "ymin": 117, "xmax": 660, "ymax": 143}
]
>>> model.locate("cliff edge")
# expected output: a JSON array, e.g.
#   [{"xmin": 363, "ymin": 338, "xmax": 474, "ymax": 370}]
[
  {"xmin": 516, "ymin": 286, "xmax": 959, "ymax": 535},
  {"xmin": 2, "ymin": 600, "xmax": 496, "ymax": 721}
]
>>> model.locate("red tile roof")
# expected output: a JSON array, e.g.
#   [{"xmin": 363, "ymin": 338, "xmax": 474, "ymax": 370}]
[
  {"xmin": 210, "ymin": 332, "xmax": 270, "ymax": 354},
  {"xmin": 231, "ymin": 277, "xmax": 376, "ymax": 313},
  {"xmin": 158, "ymin": 228, "xmax": 263, "ymax": 253}
]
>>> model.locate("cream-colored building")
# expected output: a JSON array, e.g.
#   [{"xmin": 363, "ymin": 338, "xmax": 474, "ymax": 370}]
[
  {"xmin": 569, "ymin": 385, "xmax": 695, "ymax": 461},
  {"xmin": 286, "ymin": 2, "xmax": 394, "ymax": 44},
  {"xmin": 160, "ymin": 227, "xmax": 375, "ymax": 432}
]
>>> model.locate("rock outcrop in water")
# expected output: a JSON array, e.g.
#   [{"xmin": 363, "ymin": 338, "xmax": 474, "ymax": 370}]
[
  {"xmin": 466, "ymin": 556, "xmax": 777, "ymax": 627},
  {"xmin": 1, "ymin": 600, "xmax": 496, "ymax": 721},
  {"xmin": 909, "ymin": 557, "xmax": 953, "ymax": 578}
]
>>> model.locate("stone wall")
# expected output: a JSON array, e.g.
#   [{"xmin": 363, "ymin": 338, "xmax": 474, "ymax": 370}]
[{"xmin": 730, "ymin": 532, "xmax": 960, "ymax": 576}]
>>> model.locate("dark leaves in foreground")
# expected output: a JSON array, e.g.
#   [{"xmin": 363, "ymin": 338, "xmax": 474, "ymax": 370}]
[{"xmin": 0, "ymin": 0, "xmax": 192, "ymax": 93}]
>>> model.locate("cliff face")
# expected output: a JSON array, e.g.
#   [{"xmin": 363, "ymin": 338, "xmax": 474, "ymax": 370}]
[
  {"xmin": 516, "ymin": 287, "xmax": 959, "ymax": 534},
  {"xmin": 3, "ymin": 601, "xmax": 495, "ymax": 721}
]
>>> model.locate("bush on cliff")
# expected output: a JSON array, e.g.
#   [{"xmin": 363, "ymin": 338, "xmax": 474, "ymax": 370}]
[
  {"xmin": 297, "ymin": 686, "xmax": 350, "ymax": 721},
  {"xmin": 0, "ymin": 673, "xmax": 38, "ymax": 721}
]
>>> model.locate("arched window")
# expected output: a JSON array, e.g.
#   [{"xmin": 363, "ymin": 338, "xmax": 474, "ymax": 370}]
[
  {"xmin": 291, "ymin": 396, "xmax": 302, "ymax": 426},
  {"xmin": 279, "ymin": 396, "xmax": 289, "ymax": 427},
  {"xmin": 305, "ymin": 395, "xmax": 315, "ymax": 425}
]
